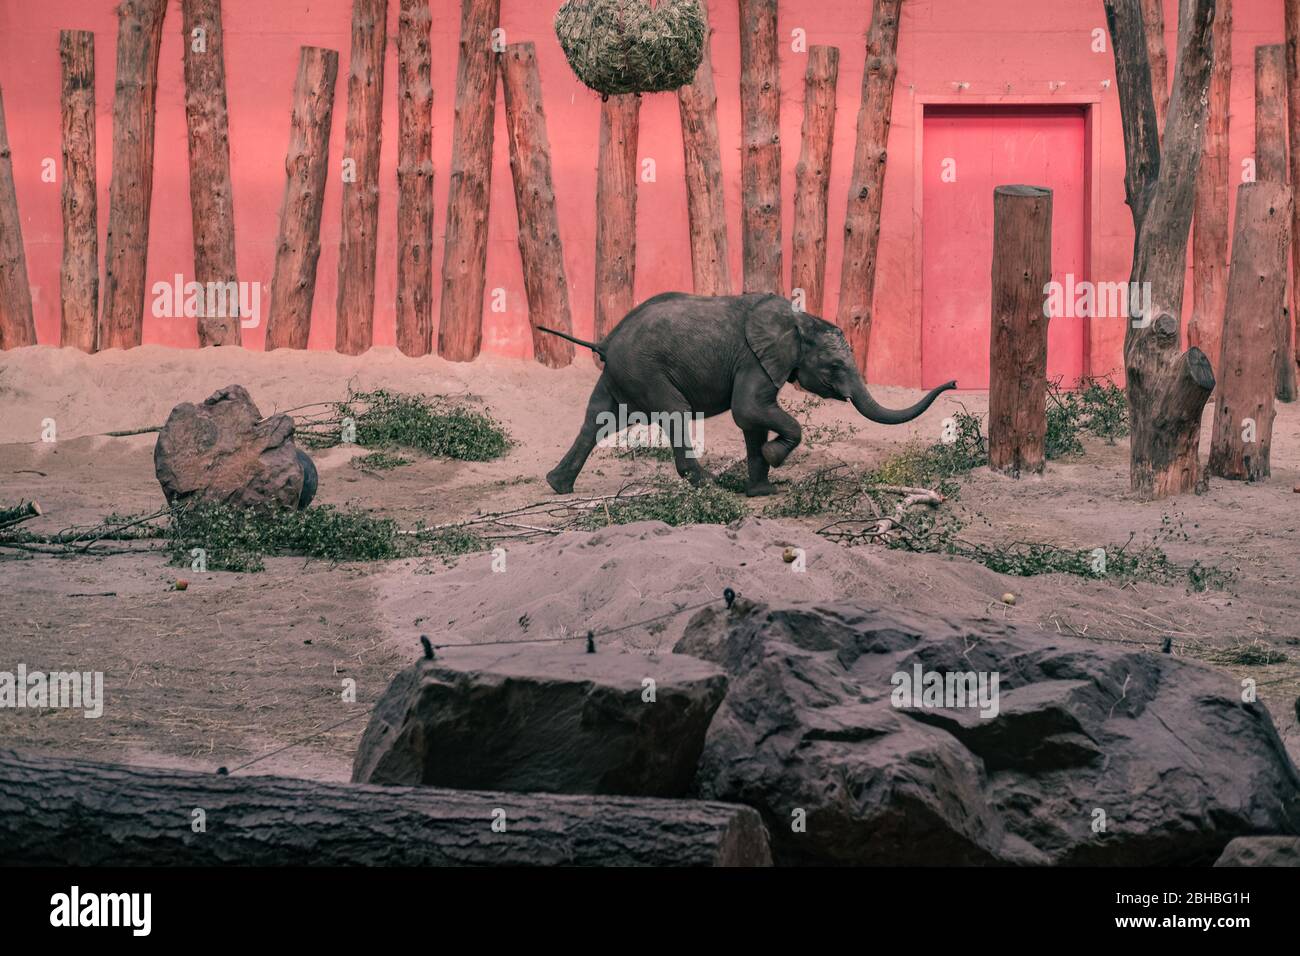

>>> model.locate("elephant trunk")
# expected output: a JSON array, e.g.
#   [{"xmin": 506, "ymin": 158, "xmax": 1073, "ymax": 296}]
[{"xmin": 848, "ymin": 377, "xmax": 957, "ymax": 425}]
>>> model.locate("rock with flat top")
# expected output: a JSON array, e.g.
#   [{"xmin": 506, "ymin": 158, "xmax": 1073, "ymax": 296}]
[{"xmin": 1214, "ymin": 837, "xmax": 1300, "ymax": 866}]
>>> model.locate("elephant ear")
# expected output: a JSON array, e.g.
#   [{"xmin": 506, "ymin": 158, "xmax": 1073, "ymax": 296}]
[{"xmin": 744, "ymin": 299, "xmax": 801, "ymax": 388}]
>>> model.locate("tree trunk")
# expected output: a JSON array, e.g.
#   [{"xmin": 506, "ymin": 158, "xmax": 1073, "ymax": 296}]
[
  {"xmin": 1255, "ymin": 44, "xmax": 1295, "ymax": 402},
  {"xmin": 100, "ymin": 0, "xmax": 167, "ymax": 351},
  {"xmin": 0, "ymin": 749, "xmax": 772, "ymax": 867},
  {"xmin": 396, "ymin": 0, "xmax": 434, "ymax": 357},
  {"xmin": 791, "ymin": 45, "xmax": 839, "ymax": 317},
  {"xmin": 987, "ymin": 186, "xmax": 1053, "ymax": 478},
  {"xmin": 1189, "ymin": 0, "xmax": 1231, "ymax": 377},
  {"xmin": 1104, "ymin": 0, "xmax": 1217, "ymax": 499},
  {"xmin": 58, "ymin": 31, "xmax": 97, "ymax": 353},
  {"xmin": 500, "ymin": 43, "xmax": 574, "ymax": 369},
  {"xmin": 1208, "ymin": 183, "xmax": 1292, "ymax": 481},
  {"xmin": 677, "ymin": 20, "xmax": 730, "ymax": 296},
  {"xmin": 1287, "ymin": 0, "xmax": 1300, "ymax": 386},
  {"xmin": 1141, "ymin": 0, "xmax": 1170, "ymax": 135},
  {"xmin": 837, "ymin": 0, "xmax": 903, "ymax": 374},
  {"xmin": 0, "ymin": 85, "xmax": 36, "ymax": 351},
  {"xmin": 335, "ymin": 0, "xmax": 387, "ymax": 356},
  {"xmin": 438, "ymin": 0, "xmax": 499, "ymax": 362},
  {"xmin": 739, "ymin": 0, "xmax": 782, "ymax": 295},
  {"xmin": 594, "ymin": 93, "xmax": 639, "ymax": 347},
  {"xmin": 264, "ymin": 47, "xmax": 339, "ymax": 351}
]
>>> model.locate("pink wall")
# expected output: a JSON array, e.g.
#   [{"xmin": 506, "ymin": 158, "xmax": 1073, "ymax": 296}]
[{"xmin": 0, "ymin": 0, "xmax": 1286, "ymax": 386}]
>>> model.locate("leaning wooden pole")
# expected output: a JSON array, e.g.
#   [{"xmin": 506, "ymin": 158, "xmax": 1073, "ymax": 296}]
[
  {"xmin": 739, "ymin": 0, "xmax": 782, "ymax": 295},
  {"xmin": 182, "ymin": 0, "xmax": 241, "ymax": 347},
  {"xmin": 988, "ymin": 186, "xmax": 1053, "ymax": 478},
  {"xmin": 677, "ymin": 19, "xmax": 730, "ymax": 296},
  {"xmin": 438, "ymin": 0, "xmax": 500, "ymax": 362},
  {"xmin": 837, "ymin": 0, "xmax": 903, "ymax": 374},
  {"xmin": 264, "ymin": 47, "xmax": 339, "ymax": 350},
  {"xmin": 1208, "ymin": 182, "xmax": 1292, "ymax": 481},
  {"xmin": 500, "ymin": 42, "xmax": 575, "ymax": 368},
  {"xmin": 99, "ymin": 0, "xmax": 167, "ymax": 350},
  {"xmin": 1189, "ymin": 0, "xmax": 1231, "ymax": 377},
  {"xmin": 59, "ymin": 31, "xmax": 98, "ymax": 353},
  {"xmin": 396, "ymin": 0, "xmax": 434, "ymax": 357},
  {"xmin": 593, "ymin": 94, "xmax": 640, "ymax": 345},
  {"xmin": 1287, "ymin": 0, "xmax": 1300, "ymax": 381},
  {"xmin": 1141, "ymin": 0, "xmax": 1170, "ymax": 135},
  {"xmin": 791, "ymin": 45, "xmax": 839, "ymax": 316},
  {"xmin": 1256, "ymin": 44, "xmax": 1295, "ymax": 402},
  {"xmin": 335, "ymin": 0, "xmax": 388, "ymax": 356},
  {"xmin": 0, "ymin": 84, "xmax": 35, "ymax": 350}
]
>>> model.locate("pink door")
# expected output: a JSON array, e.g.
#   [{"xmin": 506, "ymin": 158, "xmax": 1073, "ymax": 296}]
[{"xmin": 921, "ymin": 106, "xmax": 1087, "ymax": 389}]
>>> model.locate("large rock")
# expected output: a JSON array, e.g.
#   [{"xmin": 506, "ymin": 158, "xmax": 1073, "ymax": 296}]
[
  {"xmin": 675, "ymin": 599, "xmax": 1300, "ymax": 866},
  {"xmin": 154, "ymin": 385, "xmax": 316, "ymax": 509},
  {"xmin": 353, "ymin": 642, "xmax": 727, "ymax": 797},
  {"xmin": 1214, "ymin": 837, "xmax": 1300, "ymax": 866}
]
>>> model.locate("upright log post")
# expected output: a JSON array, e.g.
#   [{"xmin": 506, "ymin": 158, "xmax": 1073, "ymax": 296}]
[
  {"xmin": 438, "ymin": 0, "xmax": 500, "ymax": 362},
  {"xmin": 837, "ymin": 0, "xmax": 903, "ymax": 374},
  {"xmin": 335, "ymin": 0, "xmax": 388, "ymax": 356},
  {"xmin": 987, "ymin": 186, "xmax": 1053, "ymax": 478},
  {"xmin": 1207, "ymin": 182, "xmax": 1292, "ymax": 481},
  {"xmin": 265, "ymin": 47, "xmax": 339, "ymax": 350},
  {"xmin": 182, "ymin": 0, "xmax": 241, "ymax": 347},
  {"xmin": 396, "ymin": 0, "xmax": 434, "ymax": 357},
  {"xmin": 100, "ymin": 0, "xmax": 167, "ymax": 350},
  {"xmin": 1189, "ymin": 0, "xmax": 1231, "ymax": 375},
  {"xmin": 739, "ymin": 0, "xmax": 782, "ymax": 295},
  {"xmin": 593, "ymin": 94, "xmax": 639, "ymax": 345},
  {"xmin": 0, "ymin": 84, "xmax": 35, "ymax": 350},
  {"xmin": 500, "ymin": 42, "xmax": 574, "ymax": 368},
  {"xmin": 1286, "ymin": 0, "xmax": 1300, "ymax": 379},
  {"xmin": 59, "ymin": 31, "xmax": 98, "ymax": 353},
  {"xmin": 677, "ymin": 18, "xmax": 730, "ymax": 296},
  {"xmin": 1255, "ymin": 44, "xmax": 1295, "ymax": 402},
  {"xmin": 791, "ymin": 45, "xmax": 839, "ymax": 317},
  {"xmin": 1141, "ymin": 0, "xmax": 1170, "ymax": 135}
]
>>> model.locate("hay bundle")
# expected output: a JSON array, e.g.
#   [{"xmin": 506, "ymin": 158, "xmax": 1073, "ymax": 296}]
[{"xmin": 555, "ymin": 0, "xmax": 706, "ymax": 97}]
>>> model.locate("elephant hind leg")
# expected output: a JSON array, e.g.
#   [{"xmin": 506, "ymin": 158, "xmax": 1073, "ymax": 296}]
[{"xmin": 547, "ymin": 375, "xmax": 617, "ymax": 494}]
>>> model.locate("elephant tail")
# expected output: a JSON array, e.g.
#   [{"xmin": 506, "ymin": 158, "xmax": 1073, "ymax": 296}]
[{"xmin": 537, "ymin": 326, "xmax": 606, "ymax": 360}]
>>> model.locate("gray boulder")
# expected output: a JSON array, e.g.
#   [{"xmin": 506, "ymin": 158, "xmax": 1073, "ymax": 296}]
[
  {"xmin": 353, "ymin": 642, "xmax": 727, "ymax": 797},
  {"xmin": 1214, "ymin": 836, "xmax": 1300, "ymax": 866},
  {"xmin": 675, "ymin": 598, "xmax": 1300, "ymax": 866}
]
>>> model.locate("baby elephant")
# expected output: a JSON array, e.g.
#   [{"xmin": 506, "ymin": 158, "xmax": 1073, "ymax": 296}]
[{"xmin": 539, "ymin": 293, "xmax": 957, "ymax": 497}]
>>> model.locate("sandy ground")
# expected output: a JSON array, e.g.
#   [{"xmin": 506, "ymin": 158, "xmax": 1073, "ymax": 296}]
[{"xmin": 2, "ymin": 344, "xmax": 1299, "ymax": 781}]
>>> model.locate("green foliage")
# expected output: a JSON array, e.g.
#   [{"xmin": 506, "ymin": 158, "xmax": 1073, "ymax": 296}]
[
  {"xmin": 417, "ymin": 526, "xmax": 489, "ymax": 559},
  {"xmin": 300, "ymin": 389, "xmax": 512, "ymax": 462},
  {"xmin": 1046, "ymin": 377, "xmax": 1130, "ymax": 460},
  {"xmin": 786, "ymin": 395, "xmax": 859, "ymax": 448},
  {"xmin": 351, "ymin": 451, "xmax": 412, "ymax": 471},
  {"xmin": 578, "ymin": 478, "xmax": 748, "ymax": 529},
  {"xmin": 868, "ymin": 409, "xmax": 987, "ymax": 492}
]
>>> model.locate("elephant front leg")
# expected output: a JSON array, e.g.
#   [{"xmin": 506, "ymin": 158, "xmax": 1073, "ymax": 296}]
[
  {"xmin": 547, "ymin": 376, "xmax": 616, "ymax": 494},
  {"xmin": 742, "ymin": 428, "xmax": 777, "ymax": 497}
]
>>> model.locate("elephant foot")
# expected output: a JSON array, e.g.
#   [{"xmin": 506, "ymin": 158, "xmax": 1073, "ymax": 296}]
[
  {"xmin": 546, "ymin": 469, "xmax": 575, "ymax": 495},
  {"xmin": 761, "ymin": 440, "xmax": 793, "ymax": 467},
  {"xmin": 745, "ymin": 480, "xmax": 778, "ymax": 497}
]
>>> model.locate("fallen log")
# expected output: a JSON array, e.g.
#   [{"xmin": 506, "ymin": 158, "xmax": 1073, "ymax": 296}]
[
  {"xmin": 0, "ymin": 749, "xmax": 772, "ymax": 867},
  {"xmin": 59, "ymin": 30, "xmax": 98, "ymax": 352}
]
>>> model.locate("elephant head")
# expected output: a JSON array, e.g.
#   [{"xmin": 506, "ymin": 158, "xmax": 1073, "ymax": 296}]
[{"xmin": 744, "ymin": 298, "xmax": 957, "ymax": 424}]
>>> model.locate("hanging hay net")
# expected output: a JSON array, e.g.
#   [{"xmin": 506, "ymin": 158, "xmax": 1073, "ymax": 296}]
[{"xmin": 555, "ymin": 0, "xmax": 707, "ymax": 97}]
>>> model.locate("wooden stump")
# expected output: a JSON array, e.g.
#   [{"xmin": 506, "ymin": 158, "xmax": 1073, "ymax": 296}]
[
  {"xmin": 335, "ymin": 0, "xmax": 388, "ymax": 356},
  {"xmin": 58, "ymin": 31, "xmax": 97, "ymax": 353},
  {"xmin": 183, "ymin": 0, "xmax": 241, "ymax": 347},
  {"xmin": 739, "ymin": 0, "xmax": 782, "ymax": 295},
  {"xmin": 438, "ymin": 0, "xmax": 500, "ymax": 362},
  {"xmin": 987, "ymin": 186, "xmax": 1052, "ymax": 478},
  {"xmin": 594, "ymin": 93, "xmax": 640, "ymax": 347},
  {"xmin": 837, "ymin": 0, "xmax": 903, "ymax": 374},
  {"xmin": 500, "ymin": 43, "xmax": 574, "ymax": 369},
  {"xmin": 265, "ymin": 47, "xmax": 339, "ymax": 351},
  {"xmin": 0, "ymin": 81, "xmax": 35, "ymax": 350},
  {"xmin": 396, "ymin": 0, "xmax": 434, "ymax": 357},
  {"xmin": 1255, "ymin": 44, "xmax": 1295, "ymax": 402},
  {"xmin": 1287, "ymin": 0, "xmax": 1300, "ymax": 384},
  {"xmin": 677, "ymin": 20, "xmax": 730, "ymax": 296},
  {"xmin": 1140, "ymin": 0, "xmax": 1169, "ymax": 135},
  {"xmin": 1208, "ymin": 182, "xmax": 1292, "ymax": 481},
  {"xmin": 791, "ymin": 45, "xmax": 839, "ymax": 317},
  {"xmin": 100, "ymin": 0, "xmax": 168, "ymax": 350}
]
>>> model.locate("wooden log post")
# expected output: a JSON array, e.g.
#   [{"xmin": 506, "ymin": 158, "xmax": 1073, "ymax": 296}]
[
  {"xmin": 791, "ymin": 45, "xmax": 839, "ymax": 317},
  {"xmin": 1103, "ymin": 0, "xmax": 1217, "ymax": 499},
  {"xmin": 265, "ymin": 47, "xmax": 339, "ymax": 350},
  {"xmin": 1287, "ymin": 0, "xmax": 1300, "ymax": 382},
  {"xmin": 438, "ymin": 0, "xmax": 500, "ymax": 362},
  {"xmin": 837, "ymin": 0, "xmax": 903, "ymax": 374},
  {"xmin": 335, "ymin": 0, "xmax": 387, "ymax": 356},
  {"xmin": 1255, "ymin": 44, "xmax": 1295, "ymax": 402},
  {"xmin": 59, "ymin": 31, "xmax": 98, "ymax": 353},
  {"xmin": 1189, "ymin": 0, "xmax": 1231, "ymax": 376},
  {"xmin": 100, "ymin": 0, "xmax": 167, "ymax": 350},
  {"xmin": 1141, "ymin": 0, "xmax": 1170, "ymax": 135},
  {"xmin": 0, "ymin": 750, "xmax": 772, "ymax": 867},
  {"xmin": 500, "ymin": 43, "xmax": 574, "ymax": 368},
  {"xmin": 1208, "ymin": 182, "xmax": 1292, "ymax": 481},
  {"xmin": 739, "ymin": 0, "xmax": 782, "ymax": 295},
  {"xmin": 396, "ymin": 0, "xmax": 434, "ymax": 357},
  {"xmin": 0, "ymin": 83, "xmax": 35, "ymax": 350},
  {"xmin": 677, "ymin": 18, "xmax": 730, "ymax": 296},
  {"xmin": 594, "ymin": 94, "xmax": 640, "ymax": 346},
  {"xmin": 987, "ymin": 186, "xmax": 1053, "ymax": 478}
]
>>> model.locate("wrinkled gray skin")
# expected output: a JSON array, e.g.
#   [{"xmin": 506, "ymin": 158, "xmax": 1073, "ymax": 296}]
[{"xmin": 544, "ymin": 293, "xmax": 958, "ymax": 497}]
